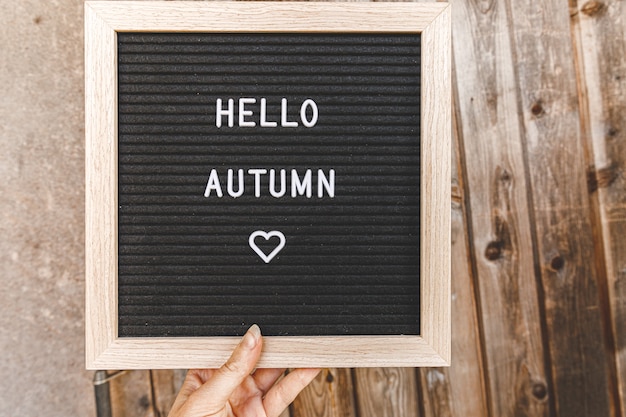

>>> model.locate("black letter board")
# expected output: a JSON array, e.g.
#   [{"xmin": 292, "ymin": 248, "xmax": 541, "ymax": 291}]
[
  {"xmin": 117, "ymin": 33, "xmax": 421, "ymax": 338},
  {"xmin": 85, "ymin": 1, "xmax": 450, "ymax": 369}
]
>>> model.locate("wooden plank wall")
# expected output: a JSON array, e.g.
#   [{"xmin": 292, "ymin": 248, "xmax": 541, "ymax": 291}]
[{"xmin": 109, "ymin": 0, "xmax": 625, "ymax": 416}]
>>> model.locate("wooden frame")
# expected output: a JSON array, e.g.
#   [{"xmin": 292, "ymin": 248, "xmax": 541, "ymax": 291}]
[{"xmin": 85, "ymin": 1, "xmax": 450, "ymax": 370}]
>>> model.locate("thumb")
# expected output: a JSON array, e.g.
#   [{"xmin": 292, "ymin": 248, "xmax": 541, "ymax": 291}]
[{"xmin": 189, "ymin": 325, "xmax": 263, "ymax": 410}]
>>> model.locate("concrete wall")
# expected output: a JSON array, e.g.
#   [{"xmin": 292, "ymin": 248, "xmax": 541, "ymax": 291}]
[{"xmin": 0, "ymin": 0, "xmax": 94, "ymax": 415}]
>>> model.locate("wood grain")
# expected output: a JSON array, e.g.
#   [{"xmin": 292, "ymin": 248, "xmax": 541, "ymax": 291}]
[
  {"xmin": 419, "ymin": 110, "xmax": 488, "ymax": 417},
  {"xmin": 109, "ymin": 371, "xmax": 157, "ymax": 417},
  {"xmin": 151, "ymin": 370, "xmax": 186, "ymax": 417},
  {"xmin": 108, "ymin": 0, "xmax": 626, "ymax": 415},
  {"xmin": 85, "ymin": 1, "xmax": 447, "ymax": 32},
  {"xmin": 84, "ymin": 2, "xmax": 119, "ymax": 369},
  {"xmin": 291, "ymin": 369, "xmax": 356, "ymax": 417},
  {"xmin": 507, "ymin": 0, "xmax": 613, "ymax": 414},
  {"xmin": 571, "ymin": 0, "xmax": 626, "ymax": 413},
  {"xmin": 89, "ymin": 336, "xmax": 448, "ymax": 370},
  {"xmin": 353, "ymin": 368, "xmax": 420, "ymax": 417},
  {"xmin": 449, "ymin": 0, "xmax": 550, "ymax": 415},
  {"xmin": 420, "ymin": 3, "xmax": 452, "ymax": 366}
]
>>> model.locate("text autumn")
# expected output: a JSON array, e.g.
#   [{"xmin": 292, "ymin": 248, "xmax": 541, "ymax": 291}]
[
  {"xmin": 204, "ymin": 98, "xmax": 334, "ymax": 199},
  {"xmin": 204, "ymin": 169, "xmax": 335, "ymax": 198}
]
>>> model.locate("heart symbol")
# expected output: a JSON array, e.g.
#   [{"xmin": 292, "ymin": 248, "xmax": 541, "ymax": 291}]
[{"xmin": 248, "ymin": 230, "xmax": 286, "ymax": 264}]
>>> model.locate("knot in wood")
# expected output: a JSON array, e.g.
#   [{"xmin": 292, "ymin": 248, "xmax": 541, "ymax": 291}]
[
  {"xmin": 588, "ymin": 164, "xmax": 619, "ymax": 193},
  {"xmin": 530, "ymin": 101, "xmax": 544, "ymax": 117},
  {"xmin": 326, "ymin": 370, "xmax": 335, "ymax": 383},
  {"xmin": 138, "ymin": 394, "xmax": 151, "ymax": 410},
  {"xmin": 485, "ymin": 241, "xmax": 503, "ymax": 261},
  {"xmin": 498, "ymin": 168, "xmax": 512, "ymax": 183},
  {"xmin": 581, "ymin": 1, "xmax": 604, "ymax": 16},
  {"xmin": 550, "ymin": 255, "xmax": 565, "ymax": 271},
  {"xmin": 531, "ymin": 382, "xmax": 548, "ymax": 400}
]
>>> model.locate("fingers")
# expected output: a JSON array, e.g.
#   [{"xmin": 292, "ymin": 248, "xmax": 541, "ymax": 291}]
[
  {"xmin": 263, "ymin": 368, "xmax": 321, "ymax": 417},
  {"xmin": 190, "ymin": 324, "xmax": 263, "ymax": 409},
  {"xmin": 170, "ymin": 371, "xmax": 201, "ymax": 408},
  {"xmin": 168, "ymin": 369, "xmax": 218, "ymax": 416},
  {"xmin": 184, "ymin": 369, "xmax": 216, "ymax": 390},
  {"xmin": 253, "ymin": 368, "xmax": 287, "ymax": 393}
]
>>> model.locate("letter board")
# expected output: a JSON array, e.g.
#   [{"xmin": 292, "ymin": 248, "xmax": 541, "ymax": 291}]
[{"xmin": 85, "ymin": 1, "xmax": 451, "ymax": 369}]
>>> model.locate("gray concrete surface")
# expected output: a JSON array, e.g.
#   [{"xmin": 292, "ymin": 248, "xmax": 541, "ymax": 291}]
[{"xmin": 1, "ymin": 0, "xmax": 95, "ymax": 415}]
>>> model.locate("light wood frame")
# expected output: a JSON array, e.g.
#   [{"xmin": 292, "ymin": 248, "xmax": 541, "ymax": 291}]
[{"xmin": 85, "ymin": 1, "xmax": 450, "ymax": 370}]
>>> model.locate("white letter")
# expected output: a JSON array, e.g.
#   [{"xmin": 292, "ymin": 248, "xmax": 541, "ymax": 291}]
[
  {"xmin": 260, "ymin": 98, "xmax": 278, "ymax": 127},
  {"xmin": 216, "ymin": 98, "xmax": 234, "ymax": 128},
  {"xmin": 227, "ymin": 169, "xmax": 244, "ymax": 198},
  {"xmin": 248, "ymin": 169, "xmax": 267, "ymax": 198},
  {"xmin": 269, "ymin": 169, "xmax": 286, "ymax": 198},
  {"xmin": 291, "ymin": 169, "xmax": 312, "ymax": 198},
  {"xmin": 239, "ymin": 98, "xmax": 256, "ymax": 127},
  {"xmin": 318, "ymin": 169, "xmax": 335, "ymax": 198},
  {"xmin": 204, "ymin": 169, "xmax": 223, "ymax": 197},
  {"xmin": 281, "ymin": 98, "xmax": 298, "ymax": 127},
  {"xmin": 300, "ymin": 99, "xmax": 319, "ymax": 128}
]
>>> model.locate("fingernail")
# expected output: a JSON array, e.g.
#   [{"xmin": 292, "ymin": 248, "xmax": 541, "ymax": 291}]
[{"xmin": 243, "ymin": 324, "xmax": 261, "ymax": 349}]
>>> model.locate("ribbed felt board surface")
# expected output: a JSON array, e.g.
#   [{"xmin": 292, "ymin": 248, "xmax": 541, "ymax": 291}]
[{"xmin": 117, "ymin": 33, "xmax": 421, "ymax": 337}]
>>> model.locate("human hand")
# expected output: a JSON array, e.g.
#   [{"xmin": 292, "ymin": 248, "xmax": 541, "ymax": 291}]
[{"xmin": 168, "ymin": 324, "xmax": 321, "ymax": 417}]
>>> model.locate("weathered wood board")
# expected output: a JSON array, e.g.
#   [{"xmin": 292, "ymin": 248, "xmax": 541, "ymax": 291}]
[
  {"xmin": 111, "ymin": 0, "xmax": 626, "ymax": 416},
  {"xmin": 571, "ymin": 0, "xmax": 626, "ymax": 411}
]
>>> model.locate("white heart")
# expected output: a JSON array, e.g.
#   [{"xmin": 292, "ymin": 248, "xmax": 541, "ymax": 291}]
[{"xmin": 248, "ymin": 230, "xmax": 286, "ymax": 264}]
